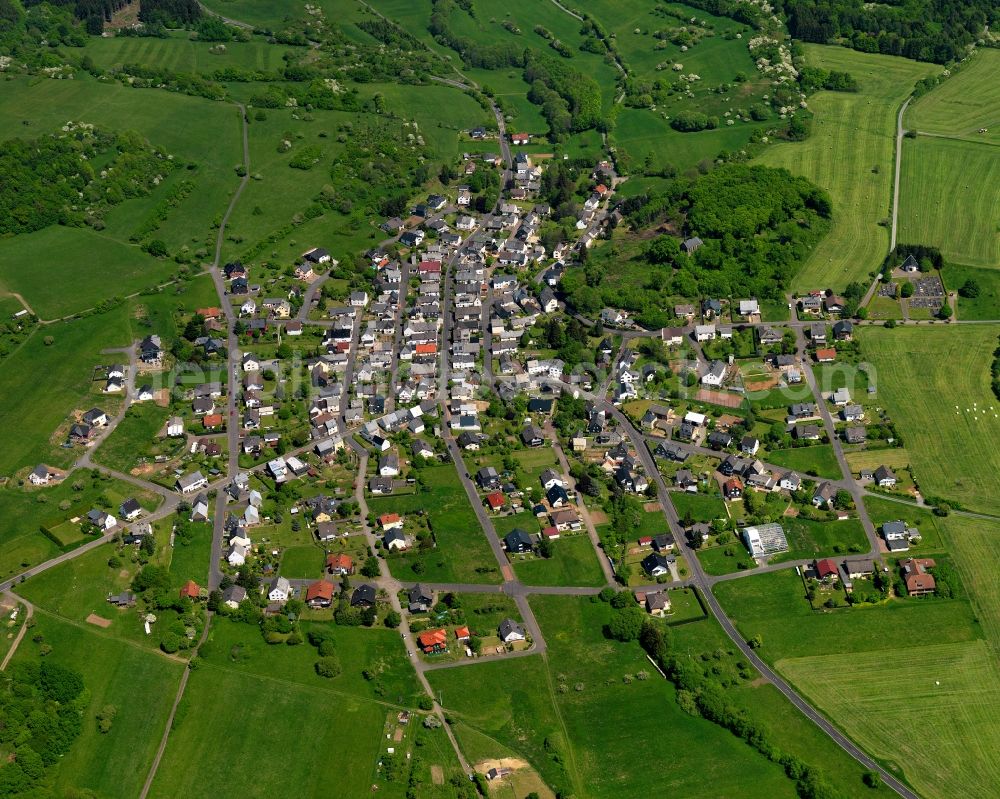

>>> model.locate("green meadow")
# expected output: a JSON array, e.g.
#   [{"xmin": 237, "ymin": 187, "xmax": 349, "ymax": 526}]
[{"xmin": 757, "ymin": 46, "xmax": 938, "ymax": 292}]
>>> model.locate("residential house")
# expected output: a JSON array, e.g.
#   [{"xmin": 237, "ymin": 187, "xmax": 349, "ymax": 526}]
[
  {"xmin": 641, "ymin": 553, "xmax": 673, "ymax": 578},
  {"xmin": 351, "ymin": 584, "xmax": 376, "ymax": 608},
  {"xmin": 504, "ymin": 529, "xmax": 534, "ymax": 554},
  {"xmin": 305, "ymin": 580, "xmax": 335, "ymax": 608},
  {"xmin": 900, "ymin": 558, "xmax": 936, "ymax": 596},
  {"xmin": 498, "ymin": 619, "xmax": 526, "ymax": 643},
  {"xmin": 268, "ymin": 576, "xmax": 292, "ymax": 603}
]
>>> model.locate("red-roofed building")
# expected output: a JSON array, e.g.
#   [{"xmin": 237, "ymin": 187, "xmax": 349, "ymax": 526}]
[
  {"xmin": 415, "ymin": 343, "xmax": 437, "ymax": 356},
  {"xmin": 511, "ymin": 133, "xmax": 530, "ymax": 145},
  {"xmin": 197, "ymin": 307, "xmax": 221, "ymax": 319},
  {"xmin": 179, "ymin": 580, "xmax": 200, "ymax": 600},
  {"xmin": 723, "ymin": 477, "xmax": 744, "ymax": 500},
  {"xmin": 638, "ymin": 536, "xmax": 653, "ymax": 547},
  {"xmin": 305, "ymin": 579, "xmax": 335, "ymax": 608},
  {"xmin": 418, "ymin": 628, "xmax": 448, "ymax": 654},
  {"xmin": 326, "ymin": 553, "xmax": 354, "ymax": 575},
  {"xmin": 455, "ymin": 626, "xmax": 471, "ymax": 641},
  {"xmin": 379, "ymin": 513, "xmax": 403, "ymax": 530},
  {"xmin": 815, "ymin": 558, "xmax": 838, "ymax": 580},
  {"xmin": 815, "ymin": 348, "xmax": 837, "ymax": 363},
  {"xmin": 203, "ymin": 413, "xmax": 224, "ymax": 430},
  {"xmin": 541, "ymin": 526, "xmax": 560, "ymax": 540},
  {"xmin": 485, "ymin": 492, "xmax": 505, "ymax": 512},
  {"xmin": 418, "ymin": 260, "xmax": 442, "ymax": 275},
  {"xmin": 594, "ymin": 184, "xmax": 608, "ymax": 196},
  {"xmin": 901, "ymin": 558, "xmax": 937, "ymax": 596}
]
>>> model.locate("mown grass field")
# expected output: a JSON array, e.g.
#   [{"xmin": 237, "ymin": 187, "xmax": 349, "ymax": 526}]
[
  {"xmin": 766, "ymin": 444, "xmax": 842, "ymax": 479},
  {"xmin": 936, "ymin": 514, "xmax": 1000, "ymax": 652},
  {"xmin": 668, "ymin": 490, "xmax": 726, "ymax": 522},
  {"xmin": 757, "ymin": 46, "xmax": 938, "ymax": 292},
  {"xmin": 898, "ymin": 136, "xmax": 1000, "ymax": 268},
  {"xmin": 859, "ymin": 325, "xmax": 1000, "ymax": 515},
  {"xmin": 905, "ymin": 49, "xmax": 1000, "ymax": 145},
  {"xmin": 369, "ymin": 464, "xmax": 500, "ymax": 583},
  {"xmin": 85, "ymin": 32, "xmax": 295, "ymax": 73},
  {"xmin": 512, "ymin": 535, "xmax": 605, "ymax": 587},
  {"xmin": 0, "ymin": 226, "xmax": 175, "ymax": 321},
  {"xmin": 148, "ymin": 664, "xmax": 389, "ymax": 798},
  {"xmin": 778, "ymin": 641, "xmax": 1000, "ymax": 799},
  {"xmin": 431, "ymin": 596, "xmax": 801, "ymax": 799},
  {"xmin": 12, "ymin": 614, "xmax": 184, "ymax": 798}
]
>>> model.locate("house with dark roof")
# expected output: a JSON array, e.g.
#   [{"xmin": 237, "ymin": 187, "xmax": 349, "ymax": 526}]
[
  {"xmin": 641, "ymin": 552, "xmax": 673, "ymax": 577},
  {"xmin": 351, "ymin": 584, "xmax": 377, "ymax": 608},
  {"xmin": 504, "ymin": 529, "xmax": 534, "ymax": 554}
]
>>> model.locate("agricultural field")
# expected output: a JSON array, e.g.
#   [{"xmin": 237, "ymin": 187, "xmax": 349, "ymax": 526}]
[
  {"xmin": 757, "ymin": 46, "xmax": 938, "ymax": 292},
  {"xmin": 369, "ymin": 464, "xmax": 500, "ymax": 583},
  {"xmin": 11, "ymin": 614, "xmax": 185, "ymax": 798},
  {"xmin": 937, "ymin": 514, "xmax": 1000, "ymax": 648},
  {"xmin": 905, "ymin": 49, "xmax": 1000, "ymax": 145},
  {"xmin": 148, "ymin": 664, "xmax": 391, "ymax": 798},
  {"xmin": 84, "ymin": 31, "xmax": 295, "ymax": 73},
  {"xmin": 512, "ymin": 535, "xmax": 606, "ymax": 587},
  {"xmin": 898, "ymin": 136, "xmax": 1000, "ymax": 268},
  {"xmin": 778, "ymin": 641, "xmax": 1000, "ymax": 799},
  {"xmin": 859, "ymin": 325, "xmax": 1000, "ymax": 515}
]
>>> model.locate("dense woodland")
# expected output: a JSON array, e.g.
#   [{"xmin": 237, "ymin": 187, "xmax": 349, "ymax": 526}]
[
  {"xmin": 561, "ymin": 164, "xmax": 832, "ymax": 326},
  {"xmin": 0, "ymin": 661, "xmax": 87, "ymax": 796},
  {"xmin": 0, "ymin": 127, "xmax": 174, "ymax": 236},
  {"xmin": 779, "ymin": 0, "xmax": 997, "ymax": 63}
]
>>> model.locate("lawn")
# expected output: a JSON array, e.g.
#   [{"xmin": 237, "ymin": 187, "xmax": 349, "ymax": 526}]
[
  {"xmin": 714, "ymin": 567, "xmax": 982, "ymax": 660},
  {"xmin": 756, "ymin": 46, "xmax": 938, "ymax": 292},
  {"xmin": 280, "ymin": 544, "xmax": 326, "ymax": 578},
  {"xmin": 512, "ymin": 535, "xmax": 606, "ymax": 587},
  {"xmin": 904, "ymin": 49, "xmax": 1000, "ymax": 145},
  {"xmin": 697, "ymin": 544, "xmax": 751, "ymax": 576},
  {"xmin": 668, "ymin": 491, "xmax": 727, "ymax": 523},
  {"xmin": 771, "ymin": 516, "xmax": 869, "ymax": 563},
  {"xmin": 947, "ymin": 264, "xmax": 1000, "ymax": 320},
  {"xmin": 859, "ymin": 325, "xmax": 1000, "ymax": 515},
  {"xmin": 370, "ymin": 464, "xmax": 501, "ymax": 583},
  {"xmin": 168, "ymin": 521, "xmax": 213, "ymax": 589},
  {"xmin": 766, "ymin": 444, "xmax": 842, "ymax": 479},
  {"xmin": 11, "ymin": 614, "xmax": 184, "ymax": 799},
  {"xmin": 898, "ymin": 136, "xmax": 1000, "ymax": 268}
]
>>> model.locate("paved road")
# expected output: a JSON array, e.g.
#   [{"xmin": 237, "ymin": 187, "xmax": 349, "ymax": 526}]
[
  {"xmin": 0, "ymin": 594, "xmax": 33, "ymax": 671},
  {"xmin": 207, "ymin": 102, "xmax": 251, "ymax": 591},
  {"xmin": 890, "ymin": 97, "xmax": 911, "ymax": 254}
]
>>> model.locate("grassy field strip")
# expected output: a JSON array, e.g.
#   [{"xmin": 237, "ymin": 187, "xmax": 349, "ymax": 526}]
[
  {"xmin": 778, "ymin": 641, "xmax": 1000, "ymax": 799},
  {"xmin": 937, "ymin": 516, "xmax": 1000, "ymax": 649},
  {"xmin": 859, "ymin": 326, "xmax": 1000, "ymax": 516},
  {"xmin": 905, "ymin": 49, "xmax": 1000, "ymax": 144},
  {"xmin": 898, "ymin": 136, "xmax": 1000, "ymax": 267},
  {"xmin": 757, "ymin": 46, "xmax": 938, "ymax": 292}
]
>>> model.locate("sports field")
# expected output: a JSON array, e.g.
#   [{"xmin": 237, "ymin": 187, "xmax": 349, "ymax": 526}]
[
  {"xmin": 905, "ymin": 49, "xmax": 1000, "ymax": 145},
  {"xmin": 757, "ymin": 46, "xmax": 938, "ymax": 292},
  {"xmin": 898, "ymin": 136, "xmax": 1000, "ymax": 268},
  {"xmin": 859, "ymin": 325, "xmax": 1000, "ymax": 515},
  {"xmin": 778, "ymin": 641, "xmax": 1000, "ymax": 799}
]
